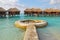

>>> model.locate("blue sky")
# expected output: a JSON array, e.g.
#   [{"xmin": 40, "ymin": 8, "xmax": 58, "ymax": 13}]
[
  {"xmin": 0, "ymin": 0, "xmax": 60, "ymax": 12},
  {"xmin": 20, "ymin": 0, "xmax": 50, "ymax": 7},
  {"xmin": 18, "ymin": 0, "xmax": 51, "ymax": 9},
  {"xmin": 18, "ymin": 0, "xmax": 60, "ymax": 9}
]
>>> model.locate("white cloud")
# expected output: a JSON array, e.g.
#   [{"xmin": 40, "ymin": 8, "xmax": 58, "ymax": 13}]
[
  {"xmin": 0, "ymin": 0, "xmax": 18, "ymax": 7},
  {"xmin": 50, "ymin": 0, "xmax": 60, "ymax": 4},
  {"xmin": 50, "ymin": 0, "xmax": 60, "ymax": 9},
  {"xmin": 50, "ymin": 0, "xmax": 55, "ymax": 4},
  {"xmin": 0, "ymin": 0, "xmax": 26, "ymax": 13},
  {"xmin": 55, "ymin": 0, "xmax": 60, "ymax": 4}
]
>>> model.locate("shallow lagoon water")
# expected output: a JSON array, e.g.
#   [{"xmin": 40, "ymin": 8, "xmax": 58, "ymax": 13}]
[{"xmin": 0, "ymin": 15, "xmax": 60, "ymax": 40}]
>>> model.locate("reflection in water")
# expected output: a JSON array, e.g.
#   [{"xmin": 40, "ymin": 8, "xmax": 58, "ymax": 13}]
[{"xmin": 20, "ymin": 13, "xmax": 24, "ymax": 20}]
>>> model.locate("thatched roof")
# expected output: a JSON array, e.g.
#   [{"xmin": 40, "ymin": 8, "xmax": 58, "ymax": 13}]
[
  {"xmin": 31, "ymin": 8, "xmax": 37, "ymax": 12},
  {"xmin": 31, "ymin": 8, "xmax": 36, "ymax": 10},
  {"xmin": 31, "ymin": 8, "xmax": 42, "ymax": 12},
  {"xmin": 24, "ymin": 8, "xmax": 42, "ymax": 13},
  {"xmin": 44, "ymin": 8, "xmax": 60, "ymax": 12},
  {"xmin": 0, "ymin": 7, "xmax": 6, "ymax": 12},
  {"xmin": 54, "ymin": 9, "xmax": 60, "ymax": 12},
  {"xmin": 44, "ymin": 8, "xmax": 53, "ymax": 12},
  {"xmin": 24, "ymin": 8, "xmax": 32, "ymax": 12},
  {"xmin": 8, "ymin": 8, "xmax": 20, "ymax": 12},
  {"xmin": 36, "ymin": 8, "xmax": 42, "ymax": 12}
]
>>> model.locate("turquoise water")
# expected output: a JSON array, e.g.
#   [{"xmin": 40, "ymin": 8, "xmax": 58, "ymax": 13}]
[{"xmin": 0, "ymin": 14, "xmax": 60, "ymax": 40}]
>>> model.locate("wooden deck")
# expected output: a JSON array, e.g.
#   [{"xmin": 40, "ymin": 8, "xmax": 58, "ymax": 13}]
[{"xmin": 23, "ymin": 24, "xmax": 39, "ymax": 40}]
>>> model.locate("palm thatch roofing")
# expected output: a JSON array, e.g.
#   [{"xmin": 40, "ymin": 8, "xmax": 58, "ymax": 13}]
[
  {"xmin": 0, "ymin": 7, "xmax": 6, "ymax": 12},
  {"xmin": 31, "ymin": 8, "xmax": 37, "ymax": 12},
  {"xmin": 8, "ymin": 8, "xmax": 20, "ymax": 12},
  {"xmin": 24, "ymin": 8, "xmax": 42, "ymax": 12},
  {"xmin": 36, "ymin": 8, "xmax": 42, "ymax": 12},
  {"xmin": 24, "ymin": 8, "xmax": 32, "ymax": 12},
  {"xmin": 44, "ymin": 8, "xmax": 53, "ymax": 12},
  {"xmin": 44, "ymin": 8, "xmax": 60, "ymax": 12},
  {"xmin": 54, "ymin": 9, "xmax": 60, "ymax": 12}
]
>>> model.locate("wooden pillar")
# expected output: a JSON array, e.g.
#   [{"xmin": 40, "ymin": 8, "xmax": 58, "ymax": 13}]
[
  {"xmin": 48, "ymin": 12, "xmax": 51, "ymax": 16},
  {"xmin": 44, "ymin": 12, "xmax": 47, "ymax": 16},
  {"xmin": 4, "ymin": 12, "xmax": 6, "ymax": 17}
]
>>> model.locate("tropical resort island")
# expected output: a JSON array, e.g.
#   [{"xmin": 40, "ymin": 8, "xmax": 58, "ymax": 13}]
[
  {"xmin": 0, "ymin": 0, "xmax": 60, "ymax": 40},
  {"xmin": 0, "ymin": 6, "xmax": 60, "ymax": 40}
]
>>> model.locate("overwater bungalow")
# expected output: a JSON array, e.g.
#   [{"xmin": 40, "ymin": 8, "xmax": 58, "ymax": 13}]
[
  {"xmin": 44, "ymin": 8, "xmax": 60, "ymax": 16},
  {"xmin": 8, "ymin": 8, "xmax": 20, "ymax": 16},
  {"xmin": 24, "ymin": 8, "xmax": 32, "ymax": 16},
  {"xmin": 31, "ymin": 8, "xmax": 42, "ymax": 16},
  {"xmin": 36, "ymin": 8, "xmax": 42, "ymax": 16},
  {"xmin": 44, "ymin": 8, "xmax": 53, "ymax": 16},
  {"xmin": 24, "ymin": 8, "xmax": 42, "ymax": 16},
  {"xmin": 31, "ymin": 8, "xmax": 37, "ymax": 16},
  {"xmin": 0, "ymin": 7, "xmax": 6, "ymax": 17},
  {"xmin": 54, "ymin": 9, "xmax": 60, "ymax": 16}
]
